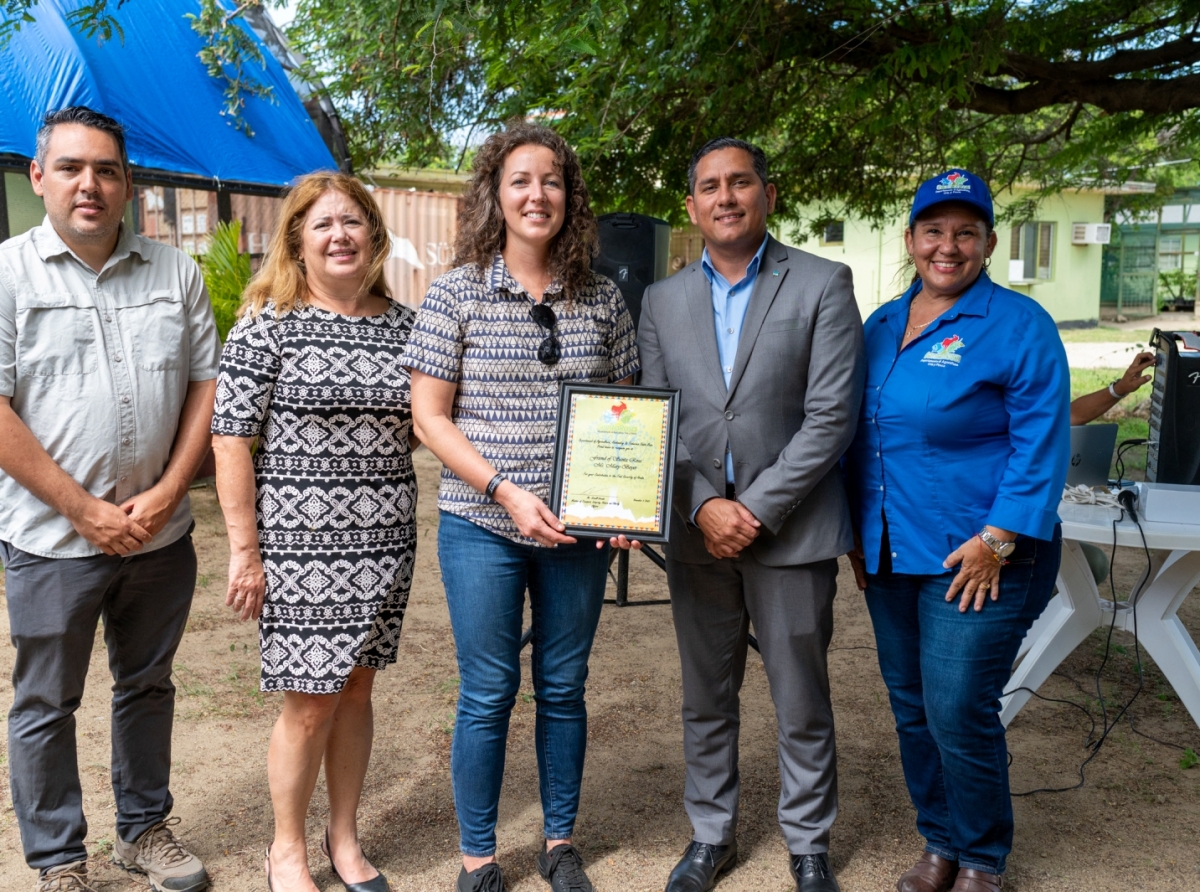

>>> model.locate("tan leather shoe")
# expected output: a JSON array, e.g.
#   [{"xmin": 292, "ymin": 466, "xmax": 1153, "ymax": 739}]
[
  {"xmin": 949, "ymin": 869, "xmax": 1002, "ymax": 892},
  {"xmin": 113, "ymin": 817, "xmax": 208, "ymax": 892},
  {"xmin": 896, "ymin": 852, "xmax": 957, "ymax": 892},
  {"xmin": 35, "ymin": 862, "xmax": 95, "ymax": 892}
]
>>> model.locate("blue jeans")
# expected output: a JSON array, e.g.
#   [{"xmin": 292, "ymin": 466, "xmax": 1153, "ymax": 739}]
[
  {"xmin": 864, "ymin": 526, "xmax": 1060, "ymax": 875},
  {"xmin": 437, "ymin": 511, "xmax": 609, "ymax": 857}
]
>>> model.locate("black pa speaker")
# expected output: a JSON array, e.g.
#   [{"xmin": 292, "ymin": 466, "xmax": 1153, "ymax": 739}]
[
  {"xmin": 593, "ymin": 213, "xmax": 671, "ymax": 333},
  {"xmin": 1147, "ymin": 329, "xmax": 1200, "ymax": 486}
]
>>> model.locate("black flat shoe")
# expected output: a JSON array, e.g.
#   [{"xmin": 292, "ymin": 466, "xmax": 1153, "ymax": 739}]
[
  {"xmin": 790, "ymin": 853, "xmax": 840, "ymax": 892},
  {"xmin": 537, "ymin": 843, "xmax": 593, "ymax": 892},
  {"xmin": 323, "ymin": 827, "xmax": 391, "ymax": 892},
  {"xmin": 265, "ymin": 846, "xmax": 276, "ymax": 892},
  {"xmin": 664, "ymin": 841, "xmax": 737, "ymax": 892},
  {"xmin": 458, "ymin": 862, "xmax": 506, "ymax": 892}
]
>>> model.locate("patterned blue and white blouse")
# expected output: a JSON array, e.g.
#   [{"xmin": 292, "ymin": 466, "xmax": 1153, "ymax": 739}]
[{"xmin": 402, "ymin": 253, "xmax": 640, "ymax": 544}]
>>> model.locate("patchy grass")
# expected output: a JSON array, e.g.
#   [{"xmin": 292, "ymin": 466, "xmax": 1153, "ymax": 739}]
[
  {"xmin": 1069, "ymin": 367, "xmax": 1153, "ymax": 402},
  {"xmin": 173, "ymin": 659, "xmax": 273, "ymax": 719},
  {"xmin": 1060, "ymin": 327, "xmax": 1154, "ymax": 344}
]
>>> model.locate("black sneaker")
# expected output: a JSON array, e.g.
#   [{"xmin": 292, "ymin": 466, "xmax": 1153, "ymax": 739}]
[
  {"xmin": 536, "ymin": 844, "xmax": 594, "ymax": 892},
  {"xmin": 457, "ymin": 862, "xmax": 505, "ymax": 892}
]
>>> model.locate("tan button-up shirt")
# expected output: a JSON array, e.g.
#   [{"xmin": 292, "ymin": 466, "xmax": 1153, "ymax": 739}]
[{"xmin": 0, "ymin": 218, "xmax": 221, "ymax": 558}]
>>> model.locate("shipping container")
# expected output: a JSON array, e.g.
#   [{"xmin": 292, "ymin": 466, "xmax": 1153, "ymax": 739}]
[
  {"xmin": 134, "ymin": 186, "xmax": 284, "ymax": 260},
  {"xmin": 231, "ymin": 193, "xmax": 285, "ymax": 257},
  {"xmin": 373, "ymin": 187, "xmax": 463, "ymax": 307},
  {"xmin": 135, "ymin": 183, "xmax": 461, "ymax": 306}
]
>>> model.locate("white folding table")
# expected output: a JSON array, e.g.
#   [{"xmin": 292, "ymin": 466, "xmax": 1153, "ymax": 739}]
[{"xmin": 1000, "ymin": 502, "xmax": 1200, "ymax": 729}]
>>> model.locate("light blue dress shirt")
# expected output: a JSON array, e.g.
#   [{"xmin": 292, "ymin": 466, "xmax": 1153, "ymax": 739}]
[{"xmin": 700, "ymin": 234, "xmax": 769, "ymax": 485}]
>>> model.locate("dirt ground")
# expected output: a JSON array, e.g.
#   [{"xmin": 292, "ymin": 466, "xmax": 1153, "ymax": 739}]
[{"xmin": 1, "ymin": 447, "xmax": 1198, "ymax": 891}]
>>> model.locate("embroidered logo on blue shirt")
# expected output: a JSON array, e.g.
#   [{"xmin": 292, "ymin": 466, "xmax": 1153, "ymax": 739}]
[{"xmin": 921, "ymin": 334, "xmax": 966, "ymax": 367}]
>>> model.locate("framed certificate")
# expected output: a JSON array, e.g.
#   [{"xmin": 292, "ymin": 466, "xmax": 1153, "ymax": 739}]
[{"xmin": 549, "ymin": 382, "xmax": 679, "ymax": 543}]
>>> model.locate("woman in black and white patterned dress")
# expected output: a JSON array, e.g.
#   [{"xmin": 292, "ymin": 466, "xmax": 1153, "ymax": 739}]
[{"xmin": 212, "ymin": 173, "xmax": 412, "ymax": 892}]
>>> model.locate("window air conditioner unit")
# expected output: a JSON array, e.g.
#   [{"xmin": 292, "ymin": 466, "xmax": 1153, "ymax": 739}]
[{"xmin": 1071, "ymin": 223, "xmax": 1111, "ymax": 245}]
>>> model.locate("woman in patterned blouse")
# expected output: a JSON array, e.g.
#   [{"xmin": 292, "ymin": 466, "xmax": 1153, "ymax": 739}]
[
  {"xmin": 404, "ymin": 123, "xmax": 639, "ymax": 892},
  {"xmin": 212, "ymin": 173, "xmax": 415, "ymax": 892}
]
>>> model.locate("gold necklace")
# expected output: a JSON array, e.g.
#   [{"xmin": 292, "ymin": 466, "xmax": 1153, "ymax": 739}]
[{"xmin": 904, "ymin": 317, "xmax": 934, "ymax": 338}]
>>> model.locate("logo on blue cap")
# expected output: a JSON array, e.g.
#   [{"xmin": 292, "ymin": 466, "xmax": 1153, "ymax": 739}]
[
  {"xmin": 910, "ymin": 168, "xmax": 993, "ymax": 227},
  {"xmin": 935, "ymin": 172, "xmax": 972, "ymax": 194}
]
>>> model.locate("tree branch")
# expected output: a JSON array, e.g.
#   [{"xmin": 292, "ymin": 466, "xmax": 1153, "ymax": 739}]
[
  {"xmin": 959, "ymin": 73, "xmax": 1200, "ymax": 115},
  {"xmin": 1002, "ymin": 36, "xmax": 1200, "ymax": 81}
]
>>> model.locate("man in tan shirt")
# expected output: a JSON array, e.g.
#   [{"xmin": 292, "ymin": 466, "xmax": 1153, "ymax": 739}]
[{"xmin": 0, "ymin": 107, "xmax": 219, "ymax": 892}]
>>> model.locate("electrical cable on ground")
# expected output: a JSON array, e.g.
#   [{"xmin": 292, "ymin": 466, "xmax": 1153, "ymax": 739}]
[{"xmin": 1008, "ymin": 494, "xmax": 1197, "ymax": 795}]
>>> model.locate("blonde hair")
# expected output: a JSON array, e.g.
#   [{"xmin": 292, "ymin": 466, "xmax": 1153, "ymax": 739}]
[{"xmin": 241, "ymin": 172, "xmax": 392, "ymax": 318}]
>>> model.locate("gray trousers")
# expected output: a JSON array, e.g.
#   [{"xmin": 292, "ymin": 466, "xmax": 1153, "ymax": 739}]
[
  {"xmin": 0, "ymin": 532, "xmax": 196, "ymax": 872},
  {"xmin": 666, "ymin": 551, "xmax": 838, "ymax": 854}
]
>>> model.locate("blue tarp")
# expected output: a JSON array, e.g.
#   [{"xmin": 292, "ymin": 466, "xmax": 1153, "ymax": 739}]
[{"xmin": 0, "ymin": 0, "xmax": 338, "ymax": 187}]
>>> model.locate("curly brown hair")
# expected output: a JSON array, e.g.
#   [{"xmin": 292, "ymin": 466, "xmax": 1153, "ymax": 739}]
[{"xmin": 454, "ymin": 122, "xmax": 598, "ymax": 299}]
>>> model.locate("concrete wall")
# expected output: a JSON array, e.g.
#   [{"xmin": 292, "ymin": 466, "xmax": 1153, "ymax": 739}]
[
  {"xmin": 5, "ymin": 171, "xmax": 45, "ymax": 236},
  {"xmin": 781, "ymin": 187, "xmax": 1108, "ymax": 325}
]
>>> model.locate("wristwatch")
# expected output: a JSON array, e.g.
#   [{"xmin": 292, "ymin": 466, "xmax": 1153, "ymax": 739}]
[{"xmin": 978, "ymin": 528, "xmax": 1016, "ymax": 559}]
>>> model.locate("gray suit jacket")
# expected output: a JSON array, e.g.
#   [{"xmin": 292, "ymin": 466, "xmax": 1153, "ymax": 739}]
[{"xmin": 638, "ymin": 235, "xmax": 865, "ymax": 566}]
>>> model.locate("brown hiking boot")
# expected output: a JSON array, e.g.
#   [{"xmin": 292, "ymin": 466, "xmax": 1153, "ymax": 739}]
[
  {"xmin": 113, "ymin": 817, "xmax": 209, "ymax": 892},
  {"xmin": 35, "ymin": 862, "xmax": 95, "ymax": 892}
]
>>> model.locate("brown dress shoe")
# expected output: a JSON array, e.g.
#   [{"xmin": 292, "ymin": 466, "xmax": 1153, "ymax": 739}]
[
  {"xmin": 896, "ymin": 852, "xmax": 957, "ymax": 892},
  {"xmin": 950, "ymin": 869, "xmax": 1002, "ymax": 892}
]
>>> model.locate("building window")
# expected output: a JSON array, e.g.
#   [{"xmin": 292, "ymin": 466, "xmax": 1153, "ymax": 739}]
[
  {"xmin": 1009, "ymin": 222, "xmax": 1054, "ymax": 282},
  {"xmin": 1158, "ymin": 234, "xmax": 1184, "ymax": 270},
  {"xmin": 820, "ymin": 220, "xmax": 844, "ymax": 246}
]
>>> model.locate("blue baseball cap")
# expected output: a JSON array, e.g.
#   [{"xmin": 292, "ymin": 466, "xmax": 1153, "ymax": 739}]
[{"xmin": 909, "ymin": 169, "xmax": 994, "ymax": 228}]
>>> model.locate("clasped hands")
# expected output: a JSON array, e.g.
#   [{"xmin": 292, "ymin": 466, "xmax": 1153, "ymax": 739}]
[
  {"xmin": 694, "ymin": 497, "xmax": 761, "ymax": 559},
  {"xmin": 603, "ymin": 497, "xmax": 762, "ymax": 558},
  {"xmin": 70, "ymin": 482, "xmax": 181, "ymax": 557}
]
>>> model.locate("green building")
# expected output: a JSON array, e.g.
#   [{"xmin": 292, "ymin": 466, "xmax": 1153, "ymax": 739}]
[
  {"xmin": 1101, "ymin": 188, "xmax": 1200, "ymax": 318},
  {"xmin": 784, "ymin": 185, "xmax": 1134, "ymax": 327}
]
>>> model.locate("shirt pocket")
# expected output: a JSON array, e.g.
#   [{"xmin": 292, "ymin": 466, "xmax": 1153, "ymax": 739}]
[
  {"xmin": 15, "ymin": 292, "xmax": 98, "ymax": 377},
  {"xmin": 120, "ymin": 290, "xmax": 186, "ymax": 371}
]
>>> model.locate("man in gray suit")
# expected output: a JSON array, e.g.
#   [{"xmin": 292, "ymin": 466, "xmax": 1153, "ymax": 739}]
[{"xmin": 637, "ymin": 138, "xmax": 865, "ymax": 892}]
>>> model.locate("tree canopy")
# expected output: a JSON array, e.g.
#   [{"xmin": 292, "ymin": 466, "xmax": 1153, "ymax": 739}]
[
  {"xmin": 286, "ymin": 0, "xmax": 1200, "ymax": 225},
  {"xmin": 6, "ymin": 1, "xmax": 1200, "ymax": 225}
]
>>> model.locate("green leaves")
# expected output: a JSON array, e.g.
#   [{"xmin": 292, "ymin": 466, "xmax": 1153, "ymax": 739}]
[
  {"xmin": 185, "ymin": 0, "xmax": 276, "ymax": 137},
  {"xmin": 198, "ymin": 220, "xmax": 252, "ymax": 342},
  {"xmin": 16, "ymin": 0, "xmax": 1200, "ymax": 223},
  {"xmin": 284, "ymin": 0, "xmax": 1200, "ymax": 223}
]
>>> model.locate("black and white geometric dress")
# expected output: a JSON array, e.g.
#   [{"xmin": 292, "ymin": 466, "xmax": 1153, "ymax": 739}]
[{"xmin": 211, "ymin": 301, "xmax": 417, "ymax": 694}]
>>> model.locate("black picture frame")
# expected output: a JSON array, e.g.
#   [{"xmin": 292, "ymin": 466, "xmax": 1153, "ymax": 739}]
[{"xmin": 548, "ymin": 382, "xmax": 679, "ymax": 543}]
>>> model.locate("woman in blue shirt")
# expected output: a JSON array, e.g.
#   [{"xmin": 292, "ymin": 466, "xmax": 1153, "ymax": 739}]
[{"xmin": 845, "ymin": 170, "xmax": 1069, "ymax": 892}]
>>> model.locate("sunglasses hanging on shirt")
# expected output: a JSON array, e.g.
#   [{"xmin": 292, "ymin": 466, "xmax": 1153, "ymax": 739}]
[{"xmin": 530, "ymin": 302, "xmax": 560, "ymax": 366}]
